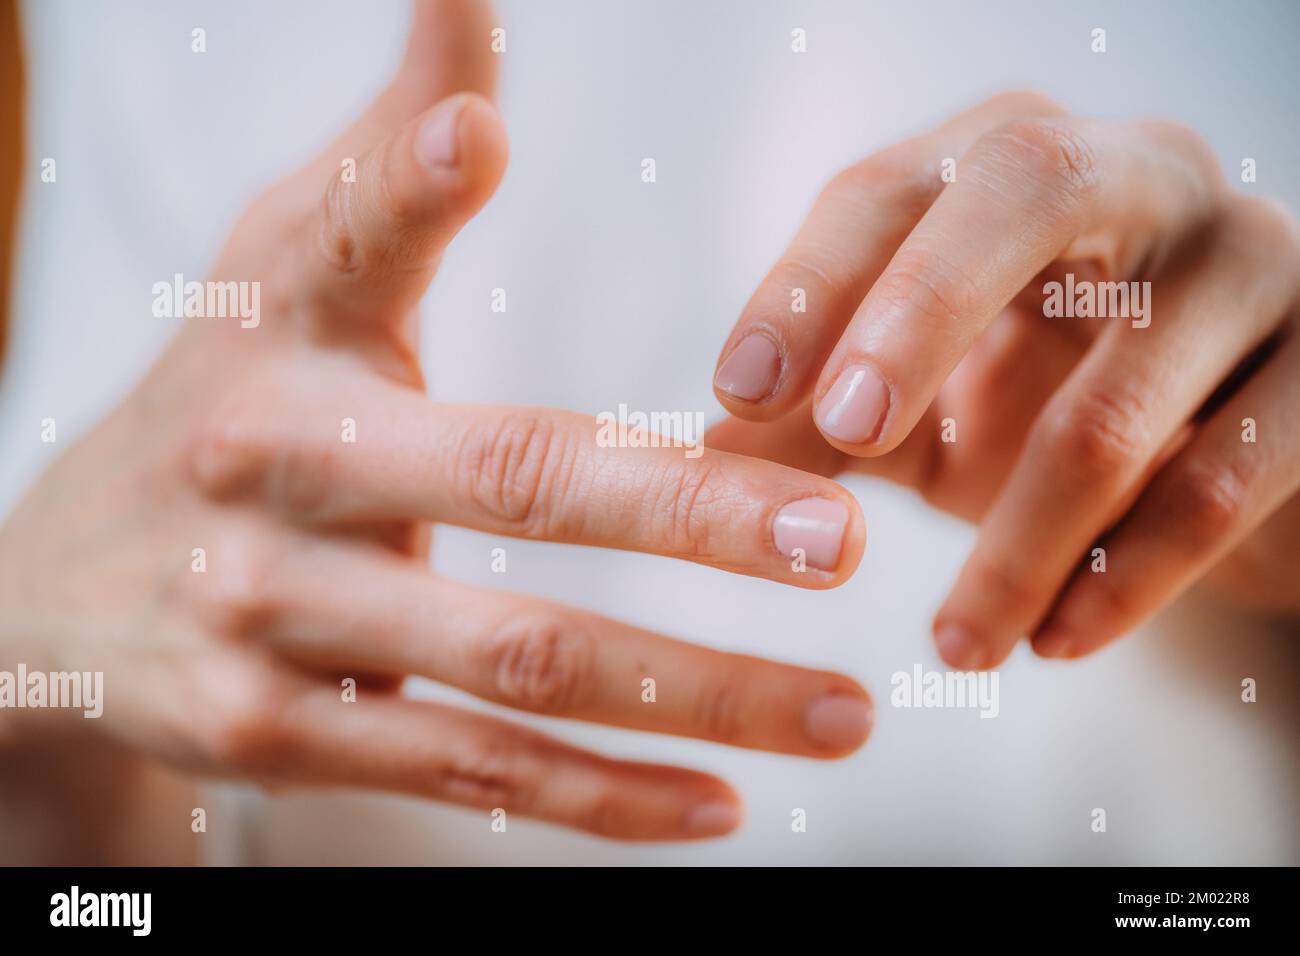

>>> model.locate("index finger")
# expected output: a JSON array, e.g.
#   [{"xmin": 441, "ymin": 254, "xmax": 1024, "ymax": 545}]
[
  {"xmin": 193, "ymin": 383, "xmax": 867, "ymax": 588},
  {"xmin": 812, "ymin": 116, "xmax": 1222, "ymax": 456},
  {"xmin": 712, "ymin": 91, "xmax": 1066, "ymax": 422}
]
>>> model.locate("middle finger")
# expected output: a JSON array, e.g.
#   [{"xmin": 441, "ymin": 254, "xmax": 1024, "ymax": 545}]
[{"xmin": 252, "ymin": 544, "xmax": 874, "ymax": 758}]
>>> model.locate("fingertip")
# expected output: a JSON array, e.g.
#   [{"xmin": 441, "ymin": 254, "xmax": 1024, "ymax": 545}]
[
  {"xmin": 454, "ymin": 92, "xmax": 509, "ymax": 186},
  {"xmin": 933, "ymin": 621, "xmax": 1001, "ymax": 671},
  {"xmin": 684, "ymin": 792, "xmax": 745, "ymax": 839},
  {"xmin": 1032, "ymin": 623, "xmax": 1103, "ymax": 660},
  {"xmin": 712, "ymin": 330, "xmax": 785, "ymax": 418},
  {"xmin": 836, "ymin": 492, "xmax": 868, "ymax": 579},
  {"xmin": 811, "ymin": 359, "xmax": 903, "ymax": 458},
  {"xmin": 770, "ymin": 490, "xmax": 865, "ymax": 588},
  {"xmin": 1030, "ymin": 628, "xmax": 1075, "ymax": 659},
  {"xmin": 803, "ymin": 684, "xmax": 874, "ymax": 757},
  {"xmin": 413, "ymin": 93, "xmax": 508, "ymax": 202}
]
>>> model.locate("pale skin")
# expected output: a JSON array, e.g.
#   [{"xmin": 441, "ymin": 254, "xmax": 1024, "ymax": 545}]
[
  {"xmin": 0, "ymin": 1, "xmax": 874, "ymax": 859},
  {"xmin": 711, "ymin": 90, "xmax": 1300, "ymax": 669},
  {"xmin": 4, "ymin": 4, "xmax": 1299, "ymax": 863}
]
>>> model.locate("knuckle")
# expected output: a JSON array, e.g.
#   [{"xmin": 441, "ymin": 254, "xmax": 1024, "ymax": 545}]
[
  {"xmin": 1038, "ymin": 388, "xmax": 1151, "ymax": 482},
  {"xmin": 969, "ymin": 552, "xmax": 1039, "ymax": 614},
  {"xmin": 1168, "ymin": 461, "xmax": 1253, "ymax": 546},
  {"xmin": 272, "ymin": 434, "xmax": 339, "ymax": 521},
  {"xmin": 654, "ymin": 460, "xmax": 730, "ymax": 558},
  {"xmin": 458, "ymin": 413, "xmax": 571, "ymax": 534},
  {"xmin": 190, "ymin": 391, "xmax": 333, "ymax": 521},
  {"xmin": 977, "ymin": 118, "xmax": 1100, "ymax": 204},
  {"xmin": 190, "ymin": 414, "xmax": 271, "ymax": 500},
  {"xmin": 1135, "ymin": 119, "xmax": 1224, "ymax": 191},
  {"xmin": 578, "ymin": 787, "xmax": 628, "ymax": 837},
  {"xmin": 317, "ymin": 173, "xmax": 364, "ymax": 275},
  {"xmin": 207, "ymin": 702, "xmax": 285, "ymax": 772},
  {"xmin": 824, "ymin": 145, "xmax": 940, "ymax": 215},
  {"xmin": 438, "ymin": 740, "xmax": 540, "ymax": 813},
  {"xmin": 874, "ymin": 245, "xmax": 977, "ymax": 334},
  {"xmin": 199, "ymin": 665, "xmax": 295, "ymax": 772},
  {"xmin": 695, "ymin": 678, "xmax": 749, "ymax": 744},
  {"xmin": 765, "ymin": 254, "xmax": 840, "ymax": 307},
  {"xmin": 321, "ymin": 139, "xmax": 432, "ymax": 279},
  {"xmin": 1079, "ymin": 570, "xmax": 1145, "ymax": 626},
  {"xmin": 372, "ymin": 138, "xmax": 423, "ymax": 225},
  {"xmin": 195, "ymin": 533, "xmax": 280, "ymax": 638},
  {"xmin": 485, "ymin": 615, "xmax": 593, "ymax": 714},
  {"xmin": 1233, "ymin": 195, "xmax": 1300, "ymax": 255},
  {"xmin": 825, "ymin": 152, "xmax": 896, "ymax": 197}
]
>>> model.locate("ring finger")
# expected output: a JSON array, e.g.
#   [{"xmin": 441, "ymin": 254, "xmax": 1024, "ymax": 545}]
[{"xmin": 264, "ymin": 684, "xmax": 746, "ymax": 841}]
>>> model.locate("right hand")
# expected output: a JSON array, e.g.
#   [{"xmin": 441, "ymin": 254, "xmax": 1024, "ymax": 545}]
[{"xmin": 0, "ymin": 0, "xmax": 871, "ymax": 844}]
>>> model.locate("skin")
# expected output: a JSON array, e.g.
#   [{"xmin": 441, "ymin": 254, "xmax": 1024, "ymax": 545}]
[
  {"xmin": 5, "ymin": 9, "xmax": 1297, "ymax": 864},
  {"xmin": 711, "ymin": 90, "xmax": 1300, "ymax": 670},
  {"xmin": 0, "ymin": 0, "xmax": 875, "ymax": 858}
]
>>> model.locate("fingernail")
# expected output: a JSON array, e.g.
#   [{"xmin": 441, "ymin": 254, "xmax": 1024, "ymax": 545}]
[
  {"xmin": 803, "ymin": 693, "xmax": 873, "ymax": 752},
  {"xmin": 714, "ymin": 333, "xmax": 782, "ymax": 402},
  {"xmin": 814, "ymin": 363, "xmax": 890, "ymax": 445},
  {"xmin": 772, "ymin": 497, "xmax": 849, "ymax": 571},
  {"xmin": 934, "ymin": 623, "xmax": 985, "ymax": 670},
  {"xmin": 686, "ymin": 800, "xmax": 742, "ymax": 837},
  {"xmin": 415, "ymin": 100, "xmax": 464, "ymax": 169},
  {"xmin": 1032, "ymin": 628, "xmax": 1075, "ymax": 659}
]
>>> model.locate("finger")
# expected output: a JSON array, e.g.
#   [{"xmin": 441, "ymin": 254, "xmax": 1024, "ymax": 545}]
[
  {"xmin": 295, "ymin": 0, "xmax": 499, "ymax": 191},
  {"xmin": 705, "ymin": 404, "xmax": 852, "ymax": 478},
  {"xmin": 709, "ymin": 300, "xmax": 1091, "ymax": 514},
  {"xmin": 302, "ymin": 92, "xmax": 507, "ymax": 329},
  {"xmin": 265, "ymin": 686, "xmax": 743, "ymax": 840},
  {"xmin": 812, "ymin": 117, "xmax": 1224, "ymax": 455},
  {"xmin": 254, "ymin": 549, "xmax": 873, "ymax": 758},
  {"xmin": 194, "ymin": 391, "xmax": 867, "ymax": 587},
  {"xmin": 713, "ymin": 91, "xmax": 1066, "ymax": 420},
  {"xmin": 706, "ymin": 402, "xmax": 939, "ymax": 491},
  {"xmin": 934, "ymin": 199, "xmax": 1298, "ymax": 669},
  {"xmin": 1031, "ymin": 325, "xmax": 1300, "ymax": 659}
]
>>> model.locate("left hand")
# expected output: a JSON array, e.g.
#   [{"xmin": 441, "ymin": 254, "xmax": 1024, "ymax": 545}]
[{"xmin": 707, "ymin": 91, "xmax": 1300, "ymax": 668}]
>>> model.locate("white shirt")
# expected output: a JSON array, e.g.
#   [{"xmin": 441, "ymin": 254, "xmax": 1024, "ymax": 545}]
[{"xmin": 6, "ymin": 0, "xmax": 1298, "ymax": 864}]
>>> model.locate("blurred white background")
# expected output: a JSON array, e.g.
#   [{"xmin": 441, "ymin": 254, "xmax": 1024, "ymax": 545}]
[{"xmin": 5, "ymin": 0, "xmax": 1298, "ymax": 863}]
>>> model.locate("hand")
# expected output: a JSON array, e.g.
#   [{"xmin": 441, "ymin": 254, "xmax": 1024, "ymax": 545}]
[
  {"xmin": 0, "ymin": 0, "xmax": 873, "ymax": 849},
  {"xmin": 709, "ymin": 91, "xmax": 1300, "ymax": 668}
]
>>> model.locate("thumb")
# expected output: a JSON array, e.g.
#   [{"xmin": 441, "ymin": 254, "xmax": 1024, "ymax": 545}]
[
  {"xmin": 296, "ymin": 0, "xmax": 500, "ymax": 193},
  {"xmin": 301, "ymin": 92, "xmax": 508, "ymax": 333}
]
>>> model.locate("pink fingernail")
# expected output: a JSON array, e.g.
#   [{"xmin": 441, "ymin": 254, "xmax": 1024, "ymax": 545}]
[
  {"xmin": 1032, "ymin": 628, "xmax": 1076, "ymax": 659},
  {"xmin": 415, "ymin": 100, "xmax": 464, "ymax": 169},
  {"xmin": 803, "ymin": 693, "xmax": 873, "ymax": 751},
  {"xmin": 773, "ymin": 497, "xmax": 849, "ymax": 571},
  {"xmin": 686, "ymin": 800, "xmax": 742, "ymax": 837},
  {"xmin": 714, "ymin": 333, "xmax": 781, "ymax": 401},
  {"xmin": 814, "ymin": 363, "xmax": 890, "ymax": 445},
  {"xmin": 934, "ymin": 623, "xmax": 985, "ymax": 670}
]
